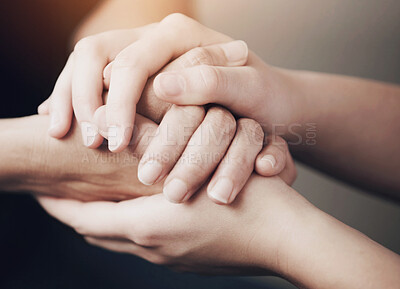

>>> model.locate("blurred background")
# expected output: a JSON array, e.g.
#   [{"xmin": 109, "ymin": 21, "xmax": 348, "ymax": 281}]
[
  {"xmin": 0, "ymin": 1, "xmax": 399, "ymax": 289},
  {"xmin": 195, "ymin": 0, "xmax": 400, "ymax": 287}
]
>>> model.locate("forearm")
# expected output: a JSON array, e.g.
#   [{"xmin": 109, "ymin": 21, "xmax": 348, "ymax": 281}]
[
  {"xmin": 0, "ymin": 114, "xmax": 162, "ymax": 199},
  {"xmin": 73, "ymin": 0, "xmax": 194, "ymax": 43},
  {"xmin": 277, "ymin": 201, "xmax": 400, "ymax": 289},
  {"xmin": 281, "ymin": 69, "xmax": 400, "ymax": 198},
  {"xmin": 0, "ymin": 116, "xmax": 46, "ymax": 193}
]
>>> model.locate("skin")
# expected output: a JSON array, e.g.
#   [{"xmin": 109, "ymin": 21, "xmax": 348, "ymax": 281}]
[
  {"xmin": 40, "ymin": 36, "xmax": 289, "ymax": 204},
  {"xmin": 0, "ymin": 114, "xmax": 161, "ymax": 201},
  {"xmin": 143, "ymin": 15, "xmax": 400, "ymax": 200},
  {"xmin": 0, "ymin": 114, "xmax": 293, "ymax": 201},
  {"xmin": 43, "ymin": 13, "xmax": 400, "ymax": 201},
  {"xmin": 158, "ymin": 60, "xmax": 400, "ymax": 200},
  {"xmin": 9, "ymin": 4, "xmax": 398, "ymax": 289},
  {"xmin": 38, "ymin": 174, "xmax": 400, "ymax": 289}
]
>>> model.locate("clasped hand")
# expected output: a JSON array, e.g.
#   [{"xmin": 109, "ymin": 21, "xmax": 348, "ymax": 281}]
[{"xmin": 36, "ymin": 13, "xmax": 300, "ymax": 276}]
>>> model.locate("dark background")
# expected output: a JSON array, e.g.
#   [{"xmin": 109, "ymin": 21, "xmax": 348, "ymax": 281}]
[{"xmin": 0, "ymin": 1, "xmax": 269, "ymax": 288}]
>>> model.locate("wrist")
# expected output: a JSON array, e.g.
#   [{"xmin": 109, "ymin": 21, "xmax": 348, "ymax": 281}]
[
  {"xmin": 245, "ymin": 178, "xmax": 319, "ymax": 276},
  {"xmin": 279, "ymin": 201, "xmax": 400, "ymax": 289},
  {"xmin": 263, "ymin": 67, "xmax": 311, "ymax": 142}
]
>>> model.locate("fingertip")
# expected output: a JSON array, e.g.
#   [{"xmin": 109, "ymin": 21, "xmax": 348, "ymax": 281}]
[
  {"xmin": 103, "ymin": 61, "xmax": 113, "ymax": 79},
  {"xmin": 255, "ymin": 154, "xmax": 277, "ymax": 176},
  {"xmin": 137, "ymin": 160, "xmax": 163, "ymax": 186},
  {"xmin": 47, "ymin": 113, "xmax": 70, "ymax": 138},
  {"xmin": 208, "ymin": 192, "xmax": 230, "ymax": 205},
  {"xmin": 221, "ymin": 40, "xmax": 249, "ymax": 66},
  {"xmin": 153, "ymin": 72, "xmax": 185, "ymax": 102},
  {"xmin": 81, "ymin": 122, "xmax": 104, "ymax": 149},
  {"xmin": 207, "ymin": 177, "xmax": 234, "ymax": 205},
  {"xmin": 107, "ymin": 125, "xmax": 129, "ymax": 153},
  {"xmin": 163, "ymin": 178, "xmax": 188, "ymax": 204},
  {"xmin": 92, "ymin": 105, "xmax": 107, "ymax": 138},
  {"xmin": 48, "ymin": 125, "xmax": 69, "ymax": 139}
]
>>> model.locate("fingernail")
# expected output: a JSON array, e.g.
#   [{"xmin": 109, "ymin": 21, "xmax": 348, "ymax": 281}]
[
  {"xmin": 138, "ymin": 160, "xmax": 163, "ymax": 185},
  {"xmin": 103, "ymin": 62, "xmax": 113, "ymax": 79},
  {"xmin": 163, "ymin": 178, "xmax": 188, "ymax": 203},
  {"xmin": 81, "ymin": 122, "xmax": 97, "ymax": 147},
  {"xmin": 157, "ymin": 73, "xmax": 186, "ymax": 96},
  {"xmin": 221, "ymin": 40, "xmax": 248, "ymax": 64},
  {"xmin": 261, "ymin": 154, "xmax": 276, "ymax": 169},
  {"xmin": 208, "ymin": 178, "xmax": 234, "ymax": 204},
  {"xmin": 107, "ymin": 125, "xmax": 124, "ymax": 152}
]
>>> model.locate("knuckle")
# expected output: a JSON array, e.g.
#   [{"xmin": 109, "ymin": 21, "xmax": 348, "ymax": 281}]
[
  {"xmin": 198, "ymin": 65, "xmax": 227, "ymax": 95},
  {"xmin": 179, "ymin": 153, "xmax": 221, "ymax": 184},
  {"xmin": 161, "ymin": 13, "xmax": 191, "ymax": 27},
  {"xmin": 129, "ymin": 227, "xmax": 154, "ymax": 247},
  {"xmin": 269, "ymin": 135, "xmax": 288, "ymax": 152},
  {"xmin": 206, "ymin": 107, "xmax": 236, "ymax": 136},
  {"xmin": 237, "ymin": 118, "xmax": 264, "ymax": 145},
  {"xmin": 74, "ymin": 36, "xmax": 98, "ymax": 54},
  {"xmin": 228, "ymin": 150, "xmax": 250, "ymax": 168},
  {"xmin": 112, "ymin": 52, "xmax": 139, "ymax": 71},
  {"xmin": 170, "ymin": 105, "xmax": 205, "ymax": 124},
  {"xmin": 184, "ymin": 47, "xmax": 214, "ymax": 67}
]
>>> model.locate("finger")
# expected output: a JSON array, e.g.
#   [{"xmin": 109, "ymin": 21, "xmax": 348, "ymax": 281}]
[
  {"xmin": 207, "ymin": 119, "xmax": 263, "ymax": 204},
  {"xmin": 162, "ymin": 107, "xmax": 236, "ymax": 203},
  {"xmin": 85, "ymin": 237, "xmax": 166, "ymax": 266},
  {"xmin": 170, "ymin": 40, "xmax": 248, "ymax": 69},
  {"xmin": 72, "ymin": 38, "xmax": 107, "ymax": 148},
  {"xmin": 278, "ymin": 149, "xmax": 297, "ymax": 186},
  {"xmin": 154, "ymin": 63, "xmax": 256, "ymax": 110},
  {"xmin": 130, "ymin": 41, "xmax": 248, "ymax": 123},
  {"xmin": 46, "ymin": 54, "xmax": 74, "ymax": 138},
  {"xmin": 92, "ymin": 109, "xmax": 160, "ymax": 156},
  {"xmin": 71, "ymin": 29, "xmax": 142, "ymax": 148},
  {"xmin": 37, "ymin": 196, "xmax": 127, "ymax": 238},
  {"xmin": 102, "ymin": 61, "xmax": 113, "ymax": 90},
  {"xmin": 152, "ymin": 40, "xmax": 249, "ymax": 108},
  {"xmin": 37, "ymin": 98, "xmax": 50, "ymax": 115},
  {"xmin": 85, "ymin": 237, "xmax": 146, "ymax": 254},
  {"xmin": 105, "ymin": 13, "xmax": 231, "ymax": 152},
  {"xmin": 37, "ymin": 193, "xmax": 167, "ymax": 241},
  {"xmin": 138, "ymin": 105, "xmax": 205, "ymax": 185},
  {"xmin": 255, "ymin": 135, "xmax": 289, "ymax": 177}
]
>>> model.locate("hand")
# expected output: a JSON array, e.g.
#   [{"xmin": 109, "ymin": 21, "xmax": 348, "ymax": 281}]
[
  {"xmin": 39, "ymin": 25, "xmax": 296, "ymax": 204},
  {"xmin": 37, "ymin": 174, "xmax": 308, "ymax": 275},
  {"xmin": 37, "ymin": 172, "xmax": 400, "ymax": 289},
  {"xmin": 21, "ymin": 114, "xmax": 162, "ymax": 201},
  {"xmin": 78, "ymin": 105, "xmax": 295, "ymax": 204},
  {"xmin": 14, "ymin": 113, "xmax": 294, "ymax": 204},
  {"xmin": 154, "ymin": 52, "xmax": 303, "ymax": 138},
  {"xmin": 138, "ymin": 106, "xmax": 296, "ymax": 204},
  {"xmin": 39, "ymin": 14, "xmax": 237, "ymax": 152}
]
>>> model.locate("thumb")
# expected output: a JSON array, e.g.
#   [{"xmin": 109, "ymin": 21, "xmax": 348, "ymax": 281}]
[
  {"xmin": 153, "ymin": 65, "xmax": 258, "ymax": 117},
  {"xmin": 255, "ymin": 135, "xmax": 297, "ymax": 186}
]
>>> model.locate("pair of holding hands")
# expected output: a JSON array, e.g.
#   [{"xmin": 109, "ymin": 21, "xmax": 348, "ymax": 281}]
[
  {"xmin": 38, "ymin": 13, "xmax": 297, "ymax": 204},
  {"xmin": 36, "ymin": 14, "xmax": 303, "ymax": 277}
]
